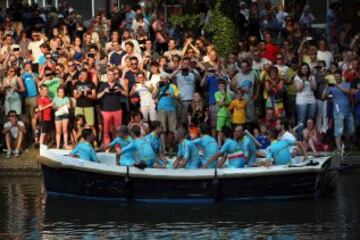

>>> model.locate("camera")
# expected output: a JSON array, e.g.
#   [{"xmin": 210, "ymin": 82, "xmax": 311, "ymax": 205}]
[
  {"xmin": 181, "ymin": 68, "xmax": 189, "ymax": 76},
  {"xmin": 13, "ymin": 47, "xmax": 20, "ymax": 51},
  {"xmin": 45, "ymin": 72, "xmax": 53, "ymax": 77},
  {"xmin": 109, "ymin": 87, "xmax": 115, "ymax": 92},
  {"xmin": 87, "ymin": 53, "xmax": 95, "ymax": 58}
]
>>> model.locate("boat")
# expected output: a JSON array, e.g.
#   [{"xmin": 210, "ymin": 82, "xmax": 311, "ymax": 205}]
[{"xmin": 39, "ymin": 145, "xmax": 338, "ymax": 204}]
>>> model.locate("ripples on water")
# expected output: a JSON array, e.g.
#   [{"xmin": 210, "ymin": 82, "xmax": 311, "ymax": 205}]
[{"xmin": 0, "ymin": 172, "xmax": 359, "ymax": 239}]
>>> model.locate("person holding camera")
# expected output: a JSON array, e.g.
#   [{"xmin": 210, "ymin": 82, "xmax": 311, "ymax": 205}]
[
  {"xmin": 152, "ymin": 72, "xmax": 179, "ymax": 153},
  {"xmin": 2, "ymin": 67, "xmax": 25, "ymax": 116},
  {"xmin": 2, "ymin": 110, "xmax": 26, "ymax": 158},
  {"xmin": 38, "ymin": 67, "xmax": 62, "ymax": 99},
  {"xmin": 172, "ymin": 57, "xmax": 199, "ymax": 126},
  {"xmin": 73, "ymin": 69, "xmax": 97, "ymax": 139},
  {"xmin": 97, "ymin": 69, "xmax": 127, "ymax": 146}
]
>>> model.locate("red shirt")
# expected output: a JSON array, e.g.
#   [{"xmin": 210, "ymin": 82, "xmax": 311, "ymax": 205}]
[
  {"xmin": 261, "ymin": 43, "xmax": 280, "ymax": 62},
  {"xmin": 38, "ymin": 95, "xmax": 52, "ymax": 121}
]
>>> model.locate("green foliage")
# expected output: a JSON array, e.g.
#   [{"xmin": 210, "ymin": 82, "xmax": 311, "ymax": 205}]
[
  {"xmin": 204, "ymin": 0, "xmax": 239, "ymax": 57},
  {"xmin": 168, "ymin": 13, "xmax": 205, "ymax": 32}
]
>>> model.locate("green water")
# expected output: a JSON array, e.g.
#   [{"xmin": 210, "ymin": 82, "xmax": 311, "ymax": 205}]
[{"xmin": 0, "ymin": 172, "xmax": 359, "ymax": 239}]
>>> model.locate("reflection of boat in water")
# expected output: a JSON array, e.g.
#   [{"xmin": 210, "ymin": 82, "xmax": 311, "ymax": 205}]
[{"xmin": 39, "ymin": 145, "xmax": 338, "ymax": 204}]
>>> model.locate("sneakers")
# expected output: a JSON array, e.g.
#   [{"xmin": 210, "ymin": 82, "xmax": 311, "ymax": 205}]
[
  {"xmin": 6, "ymin": 150, "xmax": 11, "ymax": 159},
  {"xmin": 13, "ymin": 150, "xmax": 20, "ymax": 157}
]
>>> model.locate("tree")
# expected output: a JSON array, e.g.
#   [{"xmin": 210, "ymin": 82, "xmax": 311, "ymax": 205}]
[{"xmin": 204, "ymin": 0, "xmax": 239, "ymax": 57}]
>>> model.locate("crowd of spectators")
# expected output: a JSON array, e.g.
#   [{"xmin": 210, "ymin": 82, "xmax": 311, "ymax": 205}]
[{"xmin": 0, "ymin": 1, "xmax": 359, "ymax": 160}]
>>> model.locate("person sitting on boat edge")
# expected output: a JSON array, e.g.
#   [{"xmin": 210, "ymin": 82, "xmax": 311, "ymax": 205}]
[
  {"xmin": 118, "ymin": 125, "xmax": 156, "ymax": 168},
  {"xmin": 144, "ymin": 120, "xmax": 168, "ymax": 168},
  {"xmin": 237, "ymin": 125, "xmax": 257, "ymax": 167},
  {"xmin": 173, "ymin": 127, "xmax": 201, "ymax": 169},
  {"xmin": 97, "ymin": 126, "xmax": 134, "ymax": 166},
  {"xmin": 69, "ymin": 129, "xmax": 99, "ymax": 162},
  {"xmin": 190, "ymin": 123, "xmax": 219, "ymax": 168},
  {"xmin": 204, "ymin": 127, "xmax": 245, "ymax": 168},
  {"xmin": 275, "ymin": 118, "xmax": 308, "ymax": 160},
  {"xmin": 265, "ymin": 128, "xmax": 294, "ymax": 166}
]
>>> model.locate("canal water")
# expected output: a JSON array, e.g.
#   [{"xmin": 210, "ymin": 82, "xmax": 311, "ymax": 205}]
[{"xmin": 0, "ymin": 171, "xmax": 359, "ymax": 239}]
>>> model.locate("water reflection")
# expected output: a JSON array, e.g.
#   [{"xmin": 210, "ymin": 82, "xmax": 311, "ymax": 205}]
[{"xmin": 0, "ymin": 172, "xmax": 359, "ymax": 239}]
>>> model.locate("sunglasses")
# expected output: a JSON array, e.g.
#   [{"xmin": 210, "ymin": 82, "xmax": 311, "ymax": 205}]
[
  {"xmin": 131, "ymin": 63, "xmax": 138, "ymax": 66},
  {"xmin": 9, "ymin": 114, "xmax": 17, "ymax": 117}
]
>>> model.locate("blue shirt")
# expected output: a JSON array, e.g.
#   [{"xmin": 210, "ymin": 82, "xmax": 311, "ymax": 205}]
[
  {"xmin": 22, "ymin": 72, "xmax": 38, "ymax": 97},
  {"xmin": 177, "ymin": 139, "xmax": 201, "ymax": 169},
  {"xmin": 121, "ymin": 138, "xmax": 156, "ymax": 167},
  {"xmin": 145, "ymin": 132, "xmax": 162, "ymax": 155},
  {"xmin": 239, "ymin": 136, "xmax": 257, "ymax": 166},
  {"xmin": 157, "ymin": 84, "xmax": 178, "ymax": 111},
  {"xmin": 70, "ymin": 142, "xmax": 99, "ymax": 162},
  {"xmin": 38, "ymin": 55, "xmax": 46, "ymax": 66},
  {"xmin": 256, "ymin": 135, "xmax": 270, "ymax": 149},
  {"xmin": 266, "ymin": 140, "xmax": 294, "ymax": 165},
  {"xmin": 109, "ymin": 136, "xmax": 134, "ymax": 166},
  {"xmin": 220, "ymin": 138, "xmax": 245, "ymax": 168},
  {"xmin": 206, "ymin": 75, "xmax": 219, "ymax": 105},
  {"xmin": 191, "ymin": 135, "xmax": 219, "ymax": 168},
  {"xmin": 328, "ymin": 82, "xmax": 351, "ymax": 114}
]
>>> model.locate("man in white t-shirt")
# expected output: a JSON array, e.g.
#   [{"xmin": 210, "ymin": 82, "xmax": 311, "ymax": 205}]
[
  {"xmin": 232, "ymin": 59, "xmax": 258, "ymax": 122},
  {"xmin": 27, "ymin": 31, "xmax": 47, "ymax": 64},
  {"xmin": 3, "ymin": 110, "xmax": 27, "ymax": 158}
]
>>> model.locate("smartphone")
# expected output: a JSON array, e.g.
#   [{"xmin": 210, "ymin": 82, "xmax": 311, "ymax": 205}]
[{"xmin": 306, "ymin": 37, "xmax": 313, "ymax": 41}]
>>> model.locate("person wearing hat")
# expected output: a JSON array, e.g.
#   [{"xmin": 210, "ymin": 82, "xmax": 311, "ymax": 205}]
[
  {"xmin": 97, "ymin": 125, "xmax": 133, "ymax": 166},
  {"xmin": 69, "ymin": 129, "xmax": 99, "ymax": 162},
  {"xmin": 152, "ymin": 71, "xmax": 179, "ymax": 153}
]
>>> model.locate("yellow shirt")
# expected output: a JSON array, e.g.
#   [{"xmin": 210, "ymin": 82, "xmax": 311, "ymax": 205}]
[{"xmin": 229, "ymin": 99, "xmax": 247, "ymax": 124}]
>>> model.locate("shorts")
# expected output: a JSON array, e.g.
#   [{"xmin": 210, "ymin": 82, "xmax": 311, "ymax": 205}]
[
  {"xmin": 75, "ymin": 107, "xmax": 95, "ymax": 126},
  {"xmin": 333, "ymin": 112, "xmax": 355, "ymax": 137},
  {"xmin": 25, "ymin": 96, "xmax": 38, "ymax": 119},
  {"xmin": 55, "ymin": 114, "xmax": 70, "ymax": 121},
  {"xmin": 209, "ymin": 105, "xmax": 217, "ymax": 128},
  {"xmin": 216, "ymin": 116, "xmax": 231, "ymax": 132},
  {"xmin": 157, "ymin": 110, "xmax": 177, "ymax": 132},
  {"xmin": 40, "ymin": 121, "xmax": 52, "ymax": 134}
]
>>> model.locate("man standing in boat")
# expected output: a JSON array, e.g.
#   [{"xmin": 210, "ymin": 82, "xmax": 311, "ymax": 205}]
[
  {"xmin": 69, "ymin": 129, "xmax": 99, "ymax": 162},
  {"xmin": 145, "ymin": 120, "xmax": 168, "ymax": 168}
]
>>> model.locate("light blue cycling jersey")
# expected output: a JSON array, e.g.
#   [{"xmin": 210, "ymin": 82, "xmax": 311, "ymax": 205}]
[
  {"xmin": 220, "ymin": 138, "xmax": 245, "ymax": 168},
  {"xmin": 266, "ymin": 139, "xmax": 295, "ymax": 165},
  {"xmin": 109, "ymin": 136, "xmax": 134, "ymax": 166},
  {"xmin": 121, "ymin": 138, "xmax": 156, "ymax": 167},
  {"xmin": 239, "ymin": 135, "xmax": 257, "ymax": 166},
  {"xmin": 177, "ymin": 139, "xmax": 201, "ymax": 169},
  {"xmin": 70, "ymin": 142, "xmax": 99, "ymax": 162},
  {"xmin": 191, "ymin": 135, "xmax": 219, "ymax": 168}
]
